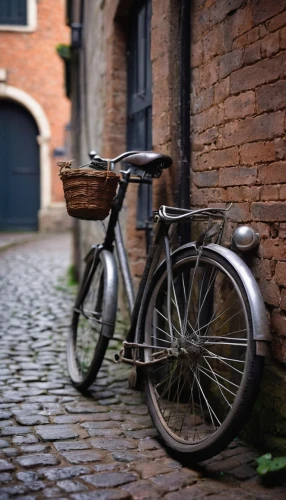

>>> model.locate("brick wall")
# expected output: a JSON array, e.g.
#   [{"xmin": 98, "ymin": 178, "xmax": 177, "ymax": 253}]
[
  {"xmin": 151, "ymin": 0, "xmax": 181, "ymax": 209},
  {"xmin": 70, "ymin": 0, "xmax": 286, "ymax": 448},
  {"xmin": 191, "ymin": 0, "xmax": 286, "ymax": 363},
  {"xmin": 0, "ymin": 0, "xmax": 70, "ymax": 206}
]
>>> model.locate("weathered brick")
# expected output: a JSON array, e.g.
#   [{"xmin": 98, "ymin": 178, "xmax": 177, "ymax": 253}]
[
  {"xmin": 228, "ymin": 203, "xmax": 251, "ymax": 222},
  {"xmin": 274, "ymin": 137, "xmax": 286, "ymax": 160},
  {"xmin": 191, "ymin": 39, "xmax": 203, "ymax": 68},
  {"xmin": 233, "ymin": 27, "xmax": 259, "ymax": 49},
  {"xmin": 225, "ymin": 4, "xmax": 253, "ymax": 39},
  {"xmin": 267, "ymin": 10, "xmax": 286, "ymax": 32},
  {"xmin": 192, "ymin": 8, "xmax": 209, "ymax": 43},
  {"xmin": 224, "ymin": 91, "xmax": 255, "ymax": 120},
  {"xmin": 259, "ymin": 23, "xmax": 268, "ymax": 39},
  {"xmin": 192, "ymin": 187, "xmax": 228, "ymax": 204},
  {"xmin": 261, "ymin": 32, "xmax": 280, "ymax": 57},
  {"xmin": 256, "ymin": 80, "xmax": 286, "ymax": 113},
  {"xmin": 200, "ymin": 59, "xmax": 218, "ymax": 88},
  {"xmin": 218, "ymin": 48, "xmax": 243, "ymax": 79},
  {"xmin": 259, "ymin": 238, "xmax": 286, "ymax": 260},
  {"xmin": 279, "ymin": 223, "xmax": 286, "ymax": 238},
  {"xmin": 260, "ymin": 185, "xmax": 280, "ymax": 201},
  {"xmin": 222, "ymin": 112, "xmax": 284, "ymax": 148},
  {"xmin": 252, "ymin": 258, "xmax": 273, "ymax": 281},
  {"xmin": 275, "ymin": 261, "xmax": 286, "ymax": 286},
  {"xmin": 281, "ymin": 289, "xmax": 286, "ymax": 310},
  {"xmin": 191, "ymin": 186, "xmax": 208, "ymax": 206},
  {"xmin": 202, "ymin": 25, "xmax": 222, "ymax": 63},
  {"xmin": 241, "ymin": 142, "xmax": 276, "ymax": 165},
  {"xmin": 252, "ymin": 0, "xmax": 285, "ymax": 25},
  {"xmin": 192, "ymin": 127, "xmax": 219, "ymax": 151},
  {"xmin": 214, "ymin": 78, "xmax": 230, "ymax": 104},
  {"xmin": 255, "ymin": 222, "xmax": 271, "ymax": 239},
  {"xmin": 230, "ymin": 54, "xmax": 284, "ymax": 94},
  {"xmin": 197, "ymin": 147, "xmax": 239, "ymax": 171},
  {"xmin": 192, "ymin": 87, "xmax": 214, "ymax": 114},
  {"xmin": 242, "ymin": 40, "xmax": 261, "ymax": 65},
  {"xmin": 271, "ymin": 309, "xmax": 286, "ymax": 336},
  {"xmin": 259, "ymin": 281, "xmax": 280, "ymax": 307},
  {"xmin": 252, "ymin": 202, "xmax": 286, "ymax": 222},
  {"xmin": 281, "ymin": 26, "xmax": 286, "ymax": 49},
  {"xmin": 193, "ymin": 170, "xmax": 218, "ymax": 187},
  {"xmin": 209, "ymin": 0, "xmax": 244, "ymax": 28},
  {"xmin": 259, "ymin": 162, "xmax": 286, "ymax": 185},
  {"xmin": 192, "ymin": 106, "xmax": 223, "ymax": 134},
  {"xmin": 280, "ymin": 184, "xmax": 286, "ymax": 200},
  {"xmin": 226, "ymin": 186, "xmax": 260, "ymax": 202},
  {"xmin": 272, "ymin": 336, "xmax": 286, "ymax": 364},
  {"xmin": 219, "ymin": 166, "xmax": 257, "ymax": 187}
]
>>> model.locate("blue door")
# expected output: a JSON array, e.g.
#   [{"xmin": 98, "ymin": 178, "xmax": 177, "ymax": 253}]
[{"xmin": 0, "ymin": 100, "xmax": 40, "ymax": 230}]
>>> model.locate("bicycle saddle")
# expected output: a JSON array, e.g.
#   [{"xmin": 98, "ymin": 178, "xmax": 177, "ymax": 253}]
[{"xmin": 123, "ymin": 151, "xmax": 172, "ymax": 178}]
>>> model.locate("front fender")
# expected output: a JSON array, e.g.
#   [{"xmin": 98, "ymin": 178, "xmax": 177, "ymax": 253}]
[
  {"xmin": 100, "ymin": 249, "xmax": 118, "ymax": 339},
  {"xmin": 170, "ymin": 242, "xmax": 271, "ymax": 343}
]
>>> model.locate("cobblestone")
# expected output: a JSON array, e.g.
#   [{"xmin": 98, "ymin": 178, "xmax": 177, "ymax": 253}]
[{"xmin": 0, "ymin": 234, "xmax": 284, "ymax": 498}]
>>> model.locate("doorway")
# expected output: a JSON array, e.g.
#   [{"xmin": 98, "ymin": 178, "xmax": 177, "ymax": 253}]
[{"xmin": 0, "ymin": 99, "xmax": 40, "ymax": 230}]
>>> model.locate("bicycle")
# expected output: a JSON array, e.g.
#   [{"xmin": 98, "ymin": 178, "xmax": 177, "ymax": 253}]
[{"xmin": 66, "ymin": 149, "xmax": 271, "ymax": 462}]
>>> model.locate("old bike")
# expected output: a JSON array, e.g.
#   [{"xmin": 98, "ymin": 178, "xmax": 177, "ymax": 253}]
[{"xmin": 66, "ymin": 150, "xmax": 270, "ymax": 461}]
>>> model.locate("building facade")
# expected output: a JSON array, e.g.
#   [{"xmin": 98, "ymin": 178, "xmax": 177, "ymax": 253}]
[
  {"xmin": 0, "ymin": 0, "xmax": 71, "ymax": 231},
  {"xmin": 68, "ymin": 0, "xmax": 286, "ymax": 450}
]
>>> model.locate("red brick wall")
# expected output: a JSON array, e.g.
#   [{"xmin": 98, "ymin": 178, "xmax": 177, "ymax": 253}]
[
  {"xmin": 0, "ymin": 0, "xmax": 70, "ymax": 203},
  {"xmin": 151, "ymin": 0, "xmax": 181, "ymax": 209},
  {"xmin": 191, "ymin": 0, "xmax": 286, "ymax": 361},
  {"xmin": 102, "ymin": 0, "xmax": 145, "ymax": 285}
]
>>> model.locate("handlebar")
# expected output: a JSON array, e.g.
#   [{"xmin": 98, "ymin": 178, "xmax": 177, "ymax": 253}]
[{"xmin": 87, "ymin": 150, "xmax": 140, "ymax": 170}]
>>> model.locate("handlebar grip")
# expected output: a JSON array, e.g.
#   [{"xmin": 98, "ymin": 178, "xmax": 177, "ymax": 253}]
[{"xmin": 89, "ymin": 150, "xmax": 97, "ymax": 160}]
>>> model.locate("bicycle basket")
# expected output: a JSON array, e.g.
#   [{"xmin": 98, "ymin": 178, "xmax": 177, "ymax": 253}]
[{"xmin": 58, "ymin": 165, "xmax": 120, "ymax": 221}]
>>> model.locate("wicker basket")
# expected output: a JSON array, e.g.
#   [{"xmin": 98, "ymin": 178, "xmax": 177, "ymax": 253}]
[{"xmin": 59, "ymin": 168, "xmax": 120, "ymax": 221}]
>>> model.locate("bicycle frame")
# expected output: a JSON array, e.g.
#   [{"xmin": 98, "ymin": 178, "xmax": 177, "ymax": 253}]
[
  {"xmin": 91, "ymin": 165, "xmax": 271, "ymax": 365},
  {"xmin": 101, "ymin": 168, "xmax": 158, "ymax": 325}
]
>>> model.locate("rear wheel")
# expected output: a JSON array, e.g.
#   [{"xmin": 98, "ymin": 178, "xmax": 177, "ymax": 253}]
[
  {"xmin": 67, "ymin": 250, "xmax": 117, "ymax": 390},
  {"xmin": 143, "ymin": 247, "xmax": 264, "ymax": 461}
]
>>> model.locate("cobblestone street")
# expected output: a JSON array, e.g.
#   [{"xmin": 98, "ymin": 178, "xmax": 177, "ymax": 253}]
[{"xmin": 0, "ymin": 233, "xmax": 285, "ymax": 499}]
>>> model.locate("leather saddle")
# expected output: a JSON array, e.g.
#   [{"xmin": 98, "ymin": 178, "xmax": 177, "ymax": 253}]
[{"xmin": 123, "ymin": 151, "xmax": 172, "ymax": 178}]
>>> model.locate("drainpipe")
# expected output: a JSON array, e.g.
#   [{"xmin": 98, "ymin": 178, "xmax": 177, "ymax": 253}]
[{"xmin": 178, "ymin": 0, "xmax": 191, "ymax": 244}]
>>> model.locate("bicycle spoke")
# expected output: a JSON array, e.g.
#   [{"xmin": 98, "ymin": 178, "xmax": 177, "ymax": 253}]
[
  {"xmin": 195, "ymin": 265, "xmax": 220, "ymax": 331},
  {"xmin": 194, "ymin": 369, "xmax": 221, "ymax": 428},
  {"xmin": 155, "ymin": 308, "xmax": 181, "ymax": 337},
  {"xmin": 203, "ymin": 357, "xmax": 234, "ymax": 408},
  {"xmin": 203, "ymin": 328, "xmax": 247, "ymax": 339},
  {"xmin": 204, "ymin": 350, "xmax": 245, "ymax": 368},
  {"xmin": 192, "ymin": 302, "xmax": 242, "ymax": 337}
]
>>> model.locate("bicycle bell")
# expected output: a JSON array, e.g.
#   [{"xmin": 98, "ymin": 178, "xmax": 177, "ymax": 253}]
[{"xmin": 232, "ymin": 226, "xmax": 260, "ymax": 252}]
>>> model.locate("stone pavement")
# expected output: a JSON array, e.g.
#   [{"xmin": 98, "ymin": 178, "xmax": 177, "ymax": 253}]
[
  {"xmin": 0, "ymin": 233, "xmax": 39, "ymax": 251},
  {"xmin": 0, "ymin": 233, "xmax": 285, "ymax": 499}
]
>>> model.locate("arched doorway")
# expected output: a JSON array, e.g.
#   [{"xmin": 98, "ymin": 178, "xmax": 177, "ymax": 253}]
[{"xmin": 0, "ymin": 99, "xmax": 40, "ymax": 230}]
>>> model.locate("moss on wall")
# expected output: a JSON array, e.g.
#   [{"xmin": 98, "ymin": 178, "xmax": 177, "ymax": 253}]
[{"xmin": 243, "ymin": 359, "xmax": 286, "ymax": 453}]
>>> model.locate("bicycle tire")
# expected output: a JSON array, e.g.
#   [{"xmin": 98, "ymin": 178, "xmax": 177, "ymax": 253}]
[
  {"xmin": 67, "ymin": 249, "xmax": 118, "ymax": 390},
  {"xmin": 142, "ymin": 246, "xmax": 264, "ymax": 462}
]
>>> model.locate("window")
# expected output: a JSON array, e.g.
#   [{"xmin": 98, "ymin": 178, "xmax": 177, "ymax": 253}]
[
  {"xmin": 0, "ymin": 0, "xmax": 36, "ymax": 32},
  {"xmin": 0, "ymin": 0, "xmax": 27, "ymax": 25},
  {"xmin": 127, "ymin": 0, "xmax": 152, "ymax": 245}
]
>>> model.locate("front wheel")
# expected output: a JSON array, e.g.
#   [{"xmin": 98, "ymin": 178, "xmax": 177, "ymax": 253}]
[
  {"xmin": 143, "ymin": 247, "xmax": 264, "ymax": 462},
  {"xmin": 67, "ymin": 249, "xmax": 118, "ymax": 391}
]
